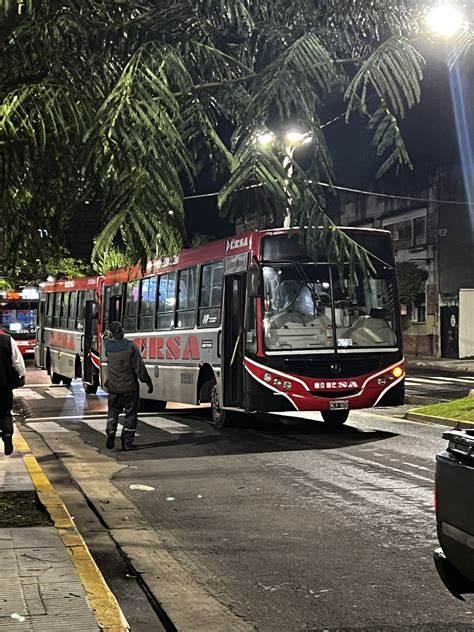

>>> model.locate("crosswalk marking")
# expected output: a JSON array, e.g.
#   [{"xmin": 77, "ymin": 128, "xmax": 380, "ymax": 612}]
[
  {"xmin": 16, "ymin": 389, "xmax": 44, "ymax": 400},
  {"xmin": 138, "ymin": 417, "xmax": 203, "ymax": 434},
  {"xmin": 406, "ymin": 376, "xmax": 473, "ymax": 386},
  {"xmin": 26, "ymin": 421, "xmax": 69, "ymax": 433},
  {"xmin": 44, "ymin": 388, "xmax": 74, "ymax": 399}
]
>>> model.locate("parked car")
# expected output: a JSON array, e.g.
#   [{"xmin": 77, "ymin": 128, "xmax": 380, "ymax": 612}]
[{"xmin": 434, "ymin": 429, "xmax": 474, "ymax": 600}]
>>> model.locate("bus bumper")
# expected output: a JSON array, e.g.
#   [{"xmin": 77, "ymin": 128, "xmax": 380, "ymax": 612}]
[{"xmin": 244, "ymin": 357, "xmax": 405, "ymax": 413}]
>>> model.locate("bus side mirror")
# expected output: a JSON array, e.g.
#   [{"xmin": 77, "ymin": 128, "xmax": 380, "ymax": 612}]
[{"xmin": 247, "ymin": 269, "xmax": 261, "ymax": 298}]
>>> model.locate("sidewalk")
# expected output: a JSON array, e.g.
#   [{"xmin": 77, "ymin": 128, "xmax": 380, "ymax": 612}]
[
  {"xmin": 0, "ymin": 427, "xmax": 129, "ymax": 632},
  {"xmin": 406, "ymin": 356, "xmax": 474, "ymax": 374}
]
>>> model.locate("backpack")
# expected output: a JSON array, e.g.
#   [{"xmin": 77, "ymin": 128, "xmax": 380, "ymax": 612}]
[{"xmin": 0, "ymin": 334, "xmax": 22, "ymax": 390}]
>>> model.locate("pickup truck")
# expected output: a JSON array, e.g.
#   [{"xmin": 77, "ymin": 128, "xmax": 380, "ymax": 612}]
[{"xmin": 434, "ymin": 429, "xmax": 474, "ymax": 600}]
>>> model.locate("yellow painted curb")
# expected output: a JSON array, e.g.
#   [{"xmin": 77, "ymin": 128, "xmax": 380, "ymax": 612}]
[{"xmin": 14, "ymin": 432, "xmax": 129, "ymax": 632}]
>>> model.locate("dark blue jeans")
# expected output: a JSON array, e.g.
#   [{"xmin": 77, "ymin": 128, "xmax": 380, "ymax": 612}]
[
  {"xmin": 0, "ymin": 388, "xmax": 14, "ymax": 440},
  {"xmin": 107, "ymin": 391, "xmax": 140, "ymax": 446}
]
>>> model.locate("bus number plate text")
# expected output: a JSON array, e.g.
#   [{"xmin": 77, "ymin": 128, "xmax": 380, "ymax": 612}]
[{"xmin": 330, "ymin": 400, "xmax": 349, "ymax": 411}]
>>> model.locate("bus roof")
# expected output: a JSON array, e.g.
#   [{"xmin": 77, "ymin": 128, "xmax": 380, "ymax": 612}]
[
  {"xmin": 103, "ymin": 226, "xmax": 393, "ymax": 285},
  {"xmin": 40, "ymin": 276, "xmax": 101, "ymax": 293}
]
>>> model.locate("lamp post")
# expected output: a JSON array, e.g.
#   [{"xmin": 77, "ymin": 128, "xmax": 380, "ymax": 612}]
[{"xmin": 257, "ymin": 129, "xmax": 313, "ymax": 228}]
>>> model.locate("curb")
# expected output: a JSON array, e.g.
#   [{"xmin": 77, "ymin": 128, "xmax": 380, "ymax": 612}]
[
  {"xmin": 13, "ymin": 430, "xmax": 130, "ymax": 632},
  {"xmin": 404, "ymin": 411, "xmax": 474, "ymax": 428},
  {"xmin": 406, "ymin": 361, "xmax": 474, "ymax": 376},
  {"xmin": 405, "ymin": 395, "xmax": 444, "ymax": 406}
]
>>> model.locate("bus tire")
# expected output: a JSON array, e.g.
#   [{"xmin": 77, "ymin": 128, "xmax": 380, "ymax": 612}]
[
  {"xmin": 321, "ymin": 410, "xmax": 349, "ymax": 426},
  {"xmin": 139, "ymin": 399, "xmax": 167, "ymax": 413},
  {"xmin": 62, "ymin": 376, "xmax": 72, "ymax": 386},
  {"xmin": 51, "ymin": 372, "xmax": 61, "ymax": 385},
  {"xmin": 84, "ymin": 383, "xmax": 98, "ymax": 394},
  {"xmin": 211, "ymin": 383, "xmax": 227, "ymax": 428}
]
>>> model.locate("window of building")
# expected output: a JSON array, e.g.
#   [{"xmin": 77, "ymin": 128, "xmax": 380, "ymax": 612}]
[
  {"xmin": 52, "ymin": 292, "xmax": 62, "ymax": 328},
  {"xmin": 139, "ymin": 277, "xmax": 157, "ymax": 331},
  {"xmin": 199, "ymin": 261, "xmax": 224, "ymax": 327},
  {"xmin": 156, "ymin": 273, "xmax": 176, "ymax": 330},
  {"xmin": 68, "ymin": 292, "xmax": 78, "ymax": 330},
  {"xmin": 123, "ymin": 280, "xmax": 140, "ymax": 332},
  {"xmin": 384, "ymin": 212, "xmax": 427, "ymax": 250},
  {"xmin": 414, "ymin": 216, "xmax": 426, "ymax": 246},
  {"xmin": 76, "ymin": 291, "xmax": 85, "ymax": 330},
  {"xmin": 413, "ymin": 292, "xmax": 426, "ymax": 323},
  {"xmin": 343, "ymin": 201, "xmax": 357, "ymax": 222},
  {"xmin": 176, "ymin": 268, "xmax": 197, "ymax": 329}
]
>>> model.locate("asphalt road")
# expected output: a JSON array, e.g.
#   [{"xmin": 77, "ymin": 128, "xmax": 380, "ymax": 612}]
[
  {"xmin": 405, "ymin": 368, "xmax": 473, "ymax": 401},
  {"xmin": 16, "ymin": 363, "xmax": 474, "ymax": 631}
]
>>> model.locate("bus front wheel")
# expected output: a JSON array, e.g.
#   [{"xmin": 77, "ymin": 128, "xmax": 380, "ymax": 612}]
[
  {"xmin": 84, "ymin": 383, "xmax": 98, "ymax": 395},
  {"xmin": 321, "ymin": 410, "xmax": 349, "ymax": 426},
  {"xmin": 211, "ymin": 383, "xmax": 227, "ymax": 428}
]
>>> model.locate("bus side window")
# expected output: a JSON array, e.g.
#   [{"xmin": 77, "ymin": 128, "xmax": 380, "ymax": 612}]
[
  {"xmin": 46, "ymin": 293, "xmax": 55, "ymax": 327},
  {"xmin": 76, "ymin": 291, "xmax": 85, "ymax": 331},
  {"xmin": 199, "ymin": 261, "xmax": 224, "ymax": 327},
  {"xmin": 103, "ymin": 286, "xmax": 111, "ymax": 329},
  {"xmin": 123, "ymin": 280, "xmax": 140, "ymax": 332},
  {"xmin": 68, "ymin": 292, "xmax": 78, "ymax": 330},
  {"xmin": 156, "ymin": 273, "xmax": 176, "ymax": 330},
  {"xmin": 60, "ymin": 292, "xmax": 70, "ymax": 329},
  {"xmin": 139, "ymin": 277, "xmax": 157, "ymax": 331},
  {"xmin": 176, "ymin": 268, "xmax": 197, "ymax": 329},
  {"xmin": 52, "ymin": 293, "xmax": 62, "ymax": 328}
]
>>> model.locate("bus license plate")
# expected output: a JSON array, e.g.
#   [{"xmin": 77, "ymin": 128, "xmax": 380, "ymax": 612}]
[{"xmin": 330, "ymin": 400, "xmax": 349, "ymax": 411}]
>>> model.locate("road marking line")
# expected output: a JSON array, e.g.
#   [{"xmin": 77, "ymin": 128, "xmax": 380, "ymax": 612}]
[
  {"xmin": 13, "ymin": 429, "xmax": 129, "ymax": 631},
  {"xmin": 407, "ymin": 376, "xmax": 473, "ymax": 385},
  {"xmin": 140, "ymin": 417, "xmax": 201, "ymax": 434},
  {"xmin": 45, "ymin": 389, "xmax": 74, "ymax": 399},
  {"xmin": 27, "ymin": 414, "xmax": 107, "ymax": 421},
  {"xmin": 27, "ymin": 421, "xmax": 70, "ymax": 433}
]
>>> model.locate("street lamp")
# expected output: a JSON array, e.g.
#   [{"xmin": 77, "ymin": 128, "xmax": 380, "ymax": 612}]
[
  {"xmin": 257, "ymin": 129, "xmax": 313, "ymax": 228},
  {"xmin": 426, "ymin": 4, "xmax": 464, "ymax": 38}
]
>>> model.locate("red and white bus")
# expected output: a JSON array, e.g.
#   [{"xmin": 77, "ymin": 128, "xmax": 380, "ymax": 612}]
[
  {"xmin": 36, "ymin": 276, "xmax": 102, "ymax": 391},
  {"xmin": 0, "ymin": 288, "xmax": 39, "ymax": 357},
  {"xmin": 95, "ymin": 227, "xmax": 404, "ymax": 426}
]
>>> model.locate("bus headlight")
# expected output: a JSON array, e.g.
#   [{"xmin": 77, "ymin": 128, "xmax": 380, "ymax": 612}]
[
  {"xmin": 273, "ymin": 377, "xmax": 282, "ymax": 386},
  {"xmin": 392, "ymin": 366, "xmax": 404, "ymax": 379},
  {"xmin": 263, "ymin": 372, "xmax": 272, "ymax": 382},
  {"xmin": 283, "ymin": 381, "xmax": 292, "ymax": 391}
]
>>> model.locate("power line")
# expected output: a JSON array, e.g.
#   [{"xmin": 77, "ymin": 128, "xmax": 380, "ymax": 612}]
[{"xmin": 184, "ymin": 182, "xmax": 473, "ymax": 207}]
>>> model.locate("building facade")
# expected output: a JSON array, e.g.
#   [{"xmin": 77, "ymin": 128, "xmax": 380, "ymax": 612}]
[{"xmin": 338, "ymin": 167, "xmax": 474, "ymax": 359}]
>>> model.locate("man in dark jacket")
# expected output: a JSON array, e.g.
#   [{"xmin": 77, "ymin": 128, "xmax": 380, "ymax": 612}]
[
  {"xmin": 0, "ymin": 329, "xmax": 26, "ymax": 455},
  {"xmin": 104, "ymin": 321, "xmax": 153, "ymax": 450}
]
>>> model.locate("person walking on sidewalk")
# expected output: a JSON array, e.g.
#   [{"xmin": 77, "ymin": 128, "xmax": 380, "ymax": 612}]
[
  {"xmin": 104, "ymin": 321, "xmax": 153, "ymax": 451},
  {"xmin": 0, "ymin": 329, "xmax": 26, "ymax": 455}
]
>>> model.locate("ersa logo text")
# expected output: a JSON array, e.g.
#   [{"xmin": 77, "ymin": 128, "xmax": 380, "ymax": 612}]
[
  {"xmin": 314, "ymin": 380, "xmax": 359, "ymax": 390},
  {"xmin": 225, "ymin": 237, "xmax": 249, "ymax": 253}
]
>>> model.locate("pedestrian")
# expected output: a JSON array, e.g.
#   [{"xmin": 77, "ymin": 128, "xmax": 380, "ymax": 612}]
[
  {"xmin": 104, "ymin": 321, "xmax": 153, "ymax": 451},
  {"xmin": 0, "ymin": 328, "xmax": 26, "ymax": 455}
]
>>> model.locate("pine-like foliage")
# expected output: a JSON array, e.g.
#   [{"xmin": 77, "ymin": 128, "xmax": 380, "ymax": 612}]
[{"xmin": 1, "ymin": 0, "xmax": 472, "ymax": 272}]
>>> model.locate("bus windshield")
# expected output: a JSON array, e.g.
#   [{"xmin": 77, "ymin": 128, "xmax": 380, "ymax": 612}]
[
  {"xmin": 263, "ymin": 263, "xmax": 398, "ymax": 352},
  {"xmin": 0, "ymin": 304, "xmax": 37, "ymax": 338}
]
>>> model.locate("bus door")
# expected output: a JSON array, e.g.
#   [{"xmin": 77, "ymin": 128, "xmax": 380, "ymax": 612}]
[
  {"xmin": 35, "ymin": 298, "xmax": 46, "ymax": 367},
  {"xmin": 222, "ymin": 273, "xmax": 246, "ymax": 408},
  {"xmin": 83, "ymin": 300, "xmax": 99, "ymax": 385}
]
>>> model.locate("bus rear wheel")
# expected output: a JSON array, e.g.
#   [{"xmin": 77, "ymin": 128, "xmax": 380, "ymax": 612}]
[
  {"xmin": 84, "ymin": 383, "xmax": 98, "ymax": 394},
  {"xmin": 211, "ymin": 383, "xmax": 227, "ymax": 428},
  {"xmin": 321, "ymin": 410, "xmax": 349, "ymax": 426}
]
